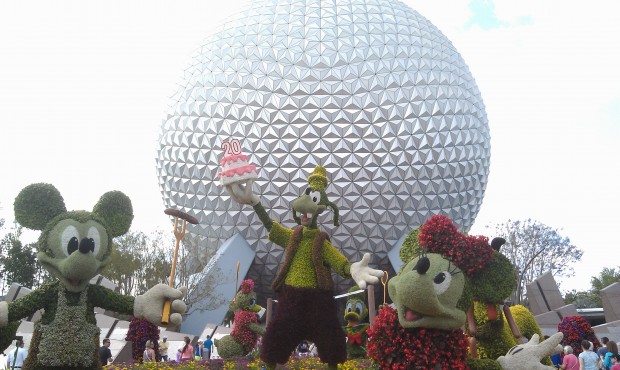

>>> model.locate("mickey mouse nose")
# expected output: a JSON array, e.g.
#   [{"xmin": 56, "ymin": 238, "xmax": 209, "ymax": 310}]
[
  {"xmin": 414, "ymin": 256, "xmax": 430, "ymax": 274},
  {"xmin": 78, "ymin": 238, "xmax": 95, "ymax": 254}
]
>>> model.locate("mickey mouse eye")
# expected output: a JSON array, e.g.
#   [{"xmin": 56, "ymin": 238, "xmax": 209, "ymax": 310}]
[
  {"xmin": 61, "ymin": 225, "xmax": 80, "ymax": 256},
  {"xmin": 305, "ymin": 187, "xmax": 311, "ymax": 195},
  {"xmin": 87, "ymin": 226, "xmax": 101, "ymax": 255},
  {"xmin": 250, "ymin": 297, "xmax": 256, "ymax": 306},
  {"xmin": 433, "ymin": 271, "xmax": 452, "ymax": 295},
  {"xmin": 355, "ymin": 302, "xmax": 363, "ymax": 315},
  {"xmin": 309, "ymin": 191, "xmax": 321, "ymax": 204}
]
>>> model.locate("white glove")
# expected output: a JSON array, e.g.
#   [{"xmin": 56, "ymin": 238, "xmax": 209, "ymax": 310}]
[
  {"xmin": 225, "ymin": 179, "xmax": 259, "ymax": 206},
  {"xmin": 0, "ymin": 301, "xmax": 8, "ymax": 327},
  {"xmin": 134, "ymin": 284, "xmax": 187, "ymax": 327},
  {"xmin": 497, "ymin": 332, "xmax": 563, "ymax": 370},
  {"xmin": 350, "ymin": 253, "xmax": 384, "ymax": 289}
]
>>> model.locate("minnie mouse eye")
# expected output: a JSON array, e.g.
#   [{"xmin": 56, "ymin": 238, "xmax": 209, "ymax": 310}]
[{"xmin": 433, "ymin": 271, "xmax": 452, "ymax": 295}]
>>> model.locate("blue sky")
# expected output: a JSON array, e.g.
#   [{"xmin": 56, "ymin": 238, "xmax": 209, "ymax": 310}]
[{"xmin": 0, "ymin": 0, "xmax": 619, "ymax": 294}]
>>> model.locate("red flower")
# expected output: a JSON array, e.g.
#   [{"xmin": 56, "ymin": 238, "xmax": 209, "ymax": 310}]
[
  {"xmin": 240, "ymin": 279, "xmax": 254, "ymax": 294},
  {"xmin": 558, "ymin": 316, "xmax": 600, "ymax": 355},
  {"xmin": 368, "ymin": 306, "xmax": 470, "ymax": 369},
  {"xmin": 418, "ymin": 215, "xmax": 494, "ymax": 276}
]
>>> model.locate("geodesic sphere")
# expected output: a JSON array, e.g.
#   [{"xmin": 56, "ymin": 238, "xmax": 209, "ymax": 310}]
[{"xmin": 156, "ymin": 0, "xmax": 490, "ymax": 300}]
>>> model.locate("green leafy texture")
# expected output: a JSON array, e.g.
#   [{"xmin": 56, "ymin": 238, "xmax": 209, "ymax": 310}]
[
  {"xmin": 92, "ymin": 190, "xmax": 133, "ymax": 237},
  {"xmin": 388, "ymin": 253, "xmax": 467, "ymax": 330},
  {"xmin": 6, "ymin": 281, "xmax": 134, "ymax": 368},
  {"xmin": 470, "ymin": 251, "xmax": 516, "ymax": 303},
  {"xmin": 457, "ymin": 279, "xmax": 473, "ymax": 313},
  {"xmin": 14, "ymin": 183, "xmax": 66, "ymax": 231},
  {"xmin": 38, "ymin": 211, "xmax": 112, "ymax": 259},
  {"xmin": 510, "ymin": 304, "xmax": 542, "ymax": 340},
  {"xmin": 0, "ymin": 231, "xmax": 37, "ymax": 287},
  {"xmin": 398, "ymin": 228, "xmax": 420, "ymax": 271},
  {"xmin": 472, "ymin": 301, "xmax": 517, "ymax": 360},
  {"xmin": 215, "ymin": 335, "xmax": 245, "ymax": 359},
  {"xmin": 0, "ymin": 320, "xmax": 20, "ymax": 353},
  {"xmin": 468, "ymin": 357, "xmax": 503, "ymax": 370}
]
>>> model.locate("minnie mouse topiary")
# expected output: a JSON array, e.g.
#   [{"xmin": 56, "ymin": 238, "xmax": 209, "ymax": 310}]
[{"xmin": 368, "ymin": 215, "xmax": 563, "ymax": 370}]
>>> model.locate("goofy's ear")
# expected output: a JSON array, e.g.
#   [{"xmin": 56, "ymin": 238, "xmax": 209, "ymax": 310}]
[
  {"xmin": 14, "ymin": 183, "xmax": 67, "ymax": 231},
  {"xmin": 93, "ymin": 191, "xmax": 133, "ymax": 237}
]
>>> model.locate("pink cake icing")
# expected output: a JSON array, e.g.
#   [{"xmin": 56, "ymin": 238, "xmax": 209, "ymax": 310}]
[{"xmin": 218, "ymin": 151, "xmax": 258, "ymax": 186}]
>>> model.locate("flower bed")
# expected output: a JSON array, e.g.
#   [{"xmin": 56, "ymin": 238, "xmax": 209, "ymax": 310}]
[{"xmin": 106, "ymin": 356, "xmax": 377, "ymax": 369}]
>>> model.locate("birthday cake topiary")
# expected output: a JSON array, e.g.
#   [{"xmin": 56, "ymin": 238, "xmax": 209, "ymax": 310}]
[{"xmin": 218, "ymin": 139, "xmax": 258, "ymax": 186}]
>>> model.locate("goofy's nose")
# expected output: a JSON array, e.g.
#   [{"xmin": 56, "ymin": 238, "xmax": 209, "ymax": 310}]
[
  {"xmin": 414, "ymin": 256, "xmax": 430, "ymax": 274},
  {"xmin": 78, "ymin": 238, "xmax": 95, "ymax": 254}
]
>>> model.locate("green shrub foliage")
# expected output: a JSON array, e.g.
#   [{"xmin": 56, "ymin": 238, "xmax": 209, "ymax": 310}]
[{"xmin": 14, "ymin": 183, "xmax": 66, "ymax": 230}]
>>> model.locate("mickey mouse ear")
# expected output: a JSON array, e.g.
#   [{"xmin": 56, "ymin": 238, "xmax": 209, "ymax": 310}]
[
  {"xmin": 93, "ymin": 191, "xmax": 133, "ymax": 237},
  {"xmin": 14, "ymin": 183, "xmax": 66, "ymax": 230}
]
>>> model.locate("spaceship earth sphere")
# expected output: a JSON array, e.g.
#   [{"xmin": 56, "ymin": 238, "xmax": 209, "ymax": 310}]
[{"xmin": 156, "ymin": 0, "xmax": 491, "ymax": 299}]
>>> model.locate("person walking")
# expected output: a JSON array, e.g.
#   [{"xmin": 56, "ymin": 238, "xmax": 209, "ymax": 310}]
[
  {"xmin": 159, "ymin": 336, "xmax": 169, "ymax": 362},
  {"xmin": 203, "ymin": 336, "xmax": 213, "ymax": 360},
  {"xmin": 178, "ymin": 337, "xmax": 193, "ymax": 362},
  {"xmin": 602, "ymin": 341, "xmax": 619, "ymax": 370},
  {"xmin": 7, "ymin": 340, "xmax": 27, "ymax": 370},
  {"xmin": 560, "ymin": 345, "xmax": 579, "ymax": 370},
  {"xmin": 98, "ymin": 338, "xmax": 112, "ymax": 366},
  {"xmin": 599, "ymin": 338, "xmax": 610, "ymax": 368},
  {"xmin": 194, "ymin": 341, "xmax": 203, "ymax": 360},
  {"xmin": 580, "ymin": 340, "xmax": 601, "ymax": 370},
  {"xmin": 610, "ymin": 354, "xmax": 620, "ymax": 370}
]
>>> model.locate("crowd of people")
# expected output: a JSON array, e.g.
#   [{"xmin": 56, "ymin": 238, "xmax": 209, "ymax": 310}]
[
  {"xmin": 550, "ymin": 336, "xmax": 620, "ymax": 370},
  {"xmin": 95, "ymin": 334, "xmax": 215, "ymax": 365}
]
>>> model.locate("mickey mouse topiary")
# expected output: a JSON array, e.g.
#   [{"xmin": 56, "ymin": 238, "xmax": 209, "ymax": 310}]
[{"xmin": 0, "ymin": 183, "xmax": 187, "ymax": 370}]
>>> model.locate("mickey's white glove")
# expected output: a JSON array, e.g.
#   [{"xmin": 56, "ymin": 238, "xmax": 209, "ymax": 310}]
[
  {"xmin": 134, "ymin": 284, "xmax": 187, "ymax": 327},
  {"xmin": 497, "ymin": 332, "xmax": 563, "ymax": 370},
  {"xmin": 350, "ymin": 253, "xmax": 384, "ymax": 289},
  {"xmin": 225, "ymin": 180, "xmax": 259, "ymax": 206}
]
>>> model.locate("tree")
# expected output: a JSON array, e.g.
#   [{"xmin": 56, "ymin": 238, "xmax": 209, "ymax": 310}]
[
  {"xmin": 488, "ymin": 219, "xmax": 583, "ymax": 306},
  {"xmin": 0, "ymin": 227, "xmax": 37, "ymax": 293},
  {"xmin": 104, "ymin": 231, "xmax": 146, "ymax": 295},
  {"xmin": 103, "ymin": 229, "xmax": 227, "ymax": 314},
  {"xmin": 160, "ymin": 231, "xmax": 228, "ymax": 315},
  {"xmin": 563, "ymin": 289, "xmax": 598, "ymax": 308},
  {"xmin": 590, "ymin": 267, "xmax": 620, "ymax": 301}
]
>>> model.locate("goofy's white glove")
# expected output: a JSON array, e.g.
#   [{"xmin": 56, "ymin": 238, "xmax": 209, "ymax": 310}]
[
  {"xmin": 350, "ymin": 253, "xmax": 384, "ymax": 289},
  {"xmin": 225, "ymin": 179, "xmax": 260, "ymax": 206},
  {"xmin": 134, "ymin": 284, "xmax": 187, "ymax": 327}
]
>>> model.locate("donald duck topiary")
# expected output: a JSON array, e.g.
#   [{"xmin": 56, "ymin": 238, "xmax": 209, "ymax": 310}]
[
  {"xmin": 368, "ymin": 215, "xmax": 563, "ymax": 370},
  {"xmin": 0, "ymin": 183, "xmax": 187, "ymax": 370},
  {"xmin": 342, "ymin": 287, "xmax": 369, "ymax": 360},
  {"xmin": 215, "ymin": 279, "xmax": 264, "ymax": 359}
]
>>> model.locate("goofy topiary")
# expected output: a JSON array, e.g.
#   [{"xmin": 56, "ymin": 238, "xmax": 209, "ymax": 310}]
[
  {"xmin": 0, "ymin": 183, "xmax": 187, "ymax": 370},
  {"xmin": 225, "ymin": 165, "xmax": 384, "ymax": 370}
]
